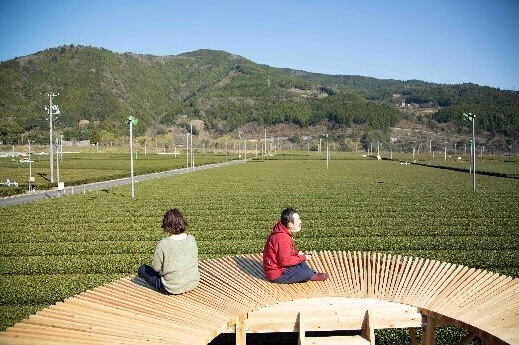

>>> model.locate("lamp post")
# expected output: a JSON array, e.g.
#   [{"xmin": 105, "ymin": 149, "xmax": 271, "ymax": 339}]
[
  {"xmin": 186, "ymin": 133, "xmax": 190, "ymax": 168},
  {"xmin": 28, "ymin": 140, "xmax": 33, "ymax": 191},
  {"xmin": 45, "ymin": 92, "xmax": 60, "ymax": 183},
  {"xmin": 127, "ymin": 116, "xmax": 138, "ymax": 198},
  {"xmin": 264, "ymin": 129, "xmax": 267, "ymax": 156},
  {"xmin": 325, "ymin": 134, "xmax": 330, "ymax": 170},
  {"xmin": 463, "ymin": 113, "xmax": 476, "ymax": 191},
  {"xmin": 56, "ymin": 137, "xmax": 60, "ymax": 196},
  {"xmin": 238, "ymin": 131, "xmax": 242, "ymax": 160},
  {"xmin": 190, "ymin": 123, "xmax": 194, "ymax": 170}
]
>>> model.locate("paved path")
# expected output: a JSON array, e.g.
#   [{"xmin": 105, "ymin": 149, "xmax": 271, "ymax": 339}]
[{"xmin": 0, "ymin": 160, "xmax": 245, "ymax": 207}]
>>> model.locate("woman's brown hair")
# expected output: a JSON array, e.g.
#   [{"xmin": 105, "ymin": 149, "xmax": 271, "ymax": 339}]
[{"xmin": 161, "ymin": 208, "xmax": 188, "ymax": 235}]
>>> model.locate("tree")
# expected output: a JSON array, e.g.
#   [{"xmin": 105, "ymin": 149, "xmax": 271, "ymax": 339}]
[
  {"xmin": 156, "ymin": 133, "xmax": 172, "ymax": 148},
  {"xmin": 99, "ymin": 130, "xmax": 116, "ymax": 146},
  {"xmin": 360, "ymin": 129, "xmax": 389, "ymax": 151},
  {"xmin": 340, "ymin": 138, "xmax": 358, "ymax": 152},
  {"xmin": 135, "ymin": 135, "xmax": 150, "ymax": 148},
  {"xmin": 90, "ymin": 129, "xmax": 101, "ymax": 145}
]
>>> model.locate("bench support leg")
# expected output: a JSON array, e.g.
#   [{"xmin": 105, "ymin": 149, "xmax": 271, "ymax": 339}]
[
  {"xmin": 409, "ymin": 328, "xmax": 418, "ymax": 345},
  {"xmin": 361, "ymin": 309, "xmax": 375, "ymax": 345},
  {"xmin": 422, "ymin": 314, "xmax": 436, "ymax": 345},
  {"xmin": 456, "ymin": 332, "xmax": 477, "ymax": 345},
  {"xmin": 298, "ymin": 312, "xmax": 305, "ymax": 345},
  {"xmin": 235, "ymin": 315, "xmax": 246, "ymax": 345}
]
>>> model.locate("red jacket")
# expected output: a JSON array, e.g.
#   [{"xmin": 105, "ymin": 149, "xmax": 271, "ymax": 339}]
[{"xmin": 263, "ymin": 222, "xmax": 306, "ymax": 281}]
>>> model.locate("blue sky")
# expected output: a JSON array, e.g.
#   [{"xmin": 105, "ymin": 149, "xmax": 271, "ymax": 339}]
[{"xmin": 1, "ymin": 0, "xmax": 518, "ymax": 90}]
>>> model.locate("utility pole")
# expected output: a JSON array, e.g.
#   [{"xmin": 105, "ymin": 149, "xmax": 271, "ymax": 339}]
[{"xmin": 45, "ymin": 93, "xmax": 59, "ymax": 183}]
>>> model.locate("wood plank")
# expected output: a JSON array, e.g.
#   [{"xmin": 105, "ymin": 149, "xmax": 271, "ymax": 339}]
[{"xmin": 245, "ymin": 297, "xmax": 423, "ymax": 333}]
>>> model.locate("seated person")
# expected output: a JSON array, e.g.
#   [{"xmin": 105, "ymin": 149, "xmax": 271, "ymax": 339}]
[
  {"xmin": 263, "ymin": 207, "xmax": 328, "ymax": 283},
  {"xmin": 138, "ymin": 208, "xmax": 200, "ymax": 294}
]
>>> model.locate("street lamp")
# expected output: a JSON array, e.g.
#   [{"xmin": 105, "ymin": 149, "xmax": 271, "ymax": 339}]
[
  {"xmin": 127, "ymin": 116, "xmax": 138, "ymax": 198},
  {"xmin": 238, "ymin": 131, "xmax": 242, "ymax": 160},
  {"xmin": 463, "ymin": 113, "xmax": 476, "ymax": 191},
  {"xmin": 264, "ymin": 129, "xmax": 267, "ymax": 156},
  {"xmin": 186, "ymin": 133, "xmax": 190, "ymax": 168},
  {"xmin": 28, "ymin": 140, "xmax": 33, "ymax": 191},
  {"xmin": 45, "ymin": 92, "xmax": 60, "ymax": 183},
  {"xmin": 325, "ymin": 134, "xmax": 330, "ymax": 170},
  {"xmin": 56, "ymin": 137, "xmax": 60, "ymax": 196},
  {"xmin": 190, "ymin": 123, "xmax": 194, "ymax": 169}
]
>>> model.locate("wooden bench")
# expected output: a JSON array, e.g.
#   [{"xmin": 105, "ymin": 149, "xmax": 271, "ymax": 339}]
[{"xmin": 1, "ymin": 251, "xmax": 517, "ymax": 345}]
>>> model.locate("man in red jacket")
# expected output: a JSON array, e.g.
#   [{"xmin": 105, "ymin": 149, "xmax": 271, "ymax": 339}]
[{"xmin": 263, "ymin": 207, "xmax": 328, "ymax": 283}]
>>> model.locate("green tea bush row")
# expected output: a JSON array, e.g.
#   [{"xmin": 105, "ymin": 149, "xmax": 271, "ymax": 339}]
[
  {"xmin": 4, "ymin": 235, "xmax": 516, "ymax": 258},
  {"xmin": 0, "ymin": 274, "xmax": 127, "ymax": 305},
  {"xmin": 0, "ymin": 153, "xmax": 232, "ymax": 195}
]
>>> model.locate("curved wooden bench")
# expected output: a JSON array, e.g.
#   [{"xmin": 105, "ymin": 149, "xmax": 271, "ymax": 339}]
[{"xmin": 1, "ymin": 251, "xmax": 517, "ymax": 345}]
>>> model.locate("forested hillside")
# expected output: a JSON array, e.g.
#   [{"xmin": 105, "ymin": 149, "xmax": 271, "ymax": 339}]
[{"xmin": 1, "ymin": 45, "xmax": 517, "ymax": 151}]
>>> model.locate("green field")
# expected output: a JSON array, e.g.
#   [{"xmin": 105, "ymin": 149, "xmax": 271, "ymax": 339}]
[
  {"xmin": 389, "ymin": 151, "xmax": 519, "ymax": 176},
  {"xmin": 2, "ymin": 145, "xmax": 517, "ymax": 196},
  {"xmin": 0, "ymin": 147, "xmax": 237, "ymax": 196},
  {"xmin": 1, "ymin": 157, "xmax": 518, "ymax": 342}
]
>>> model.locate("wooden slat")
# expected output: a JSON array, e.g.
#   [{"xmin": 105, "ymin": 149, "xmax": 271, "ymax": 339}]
[
  {"xmin": 395, "ymin": 256, "xmax": 422, "ymax": 304},
  {"xmin": 406, "ymin": 259, "xmax": 440, "ymax": 306}
]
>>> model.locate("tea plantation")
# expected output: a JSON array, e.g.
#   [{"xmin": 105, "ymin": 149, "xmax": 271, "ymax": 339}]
[{"xmin": 1, "ymin": 157, "xmax": 518, "ymax": 343}]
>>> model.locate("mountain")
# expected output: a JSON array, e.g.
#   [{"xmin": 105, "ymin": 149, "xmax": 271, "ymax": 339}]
[{"xmin": 1, "ymin": 45, "xmax": 518, "ymax": 151}]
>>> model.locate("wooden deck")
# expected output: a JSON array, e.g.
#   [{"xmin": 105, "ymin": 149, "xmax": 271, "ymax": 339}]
[{"xmin": 1, "ymin": 251, "xmax": 518, "ymax": 345}]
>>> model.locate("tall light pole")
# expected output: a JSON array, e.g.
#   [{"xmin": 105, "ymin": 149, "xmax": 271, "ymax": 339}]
[
  {"xmin": 326, "ymin": 134, "xmax": 330, "ymax": 170},
  {"xmin": 28, "ymin": 140, "xmax": 33, "ymax": 191},
  {"xmin": 56, "ymin": 137, "xmax": 60, "ymax": 196},
  {"xmin": 186, "ymin": 133, "xmax": 190, "ymax": 168},
  {"xmin": 264, "ymin": 129, "xmax": 267, "ymax": 156},
  {"xmin": 190, "ymin": 123, "xmax": 194, "ymax": 169},
  {"xmin": 463, "ymin": 113, "xmax": 476, "ymax": 191},
  {"xmin": 45, "ymin": 92, "xmax": 59, "ymax": 183},
  {"xmin": 238, "ymin": 131, "xmax": 242, "ymax": 160},
  {"xmin": 127, "ymin": 116, "xmax": 138, "ymax": 198}
]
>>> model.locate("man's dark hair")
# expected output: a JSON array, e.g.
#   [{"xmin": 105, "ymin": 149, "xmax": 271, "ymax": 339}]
[
  {"xmin": 280, "ymin": 207, "xmax": 297, "ymax": 227},
  {"xmin": 161, "ymin": 208, "xmax": 188, "ymax": 235}
]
